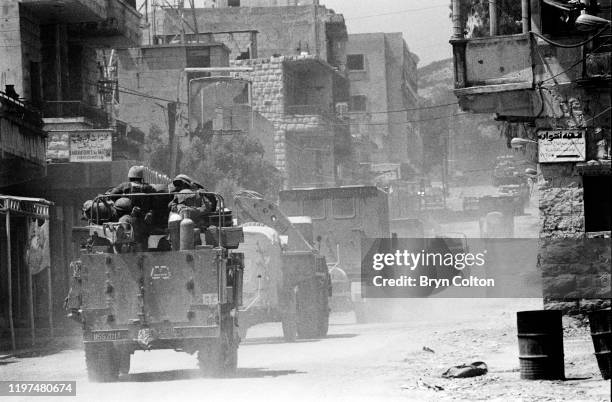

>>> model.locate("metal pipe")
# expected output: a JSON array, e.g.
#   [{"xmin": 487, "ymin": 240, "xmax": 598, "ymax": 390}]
[
  {"xmin": 28, "ymin": 252, "xmax": 35, "ymax": 346},
  {"xmin": 184, "ymin": 67, "xmax": 254, "ymax": 73},
  {"xmin": 47, "ymin": 266, "xmax": 54, "ymax": 338},
  {"xmin": 6, "ymin": 212, "xmax": 16, "ymax": 350},
  {"xmin": 451, "ymin": 0, "xmax": 464, "ymax": 39},
  {"xmin": 490, "ymin": 0, "xmax": 499, "ymax": 36},
  {"xmin": 522, "ymin": 0, "xmax": 531, "ymax": 33}
]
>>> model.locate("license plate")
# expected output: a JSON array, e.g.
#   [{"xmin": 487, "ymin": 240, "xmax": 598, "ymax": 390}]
[{"xmin": 89, "ymin": 330, "xmax": 128, "ymax": 341}]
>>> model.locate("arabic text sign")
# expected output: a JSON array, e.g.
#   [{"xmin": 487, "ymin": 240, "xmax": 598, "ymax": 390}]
[
  {"xmin": 69, "ymin": 130, "xmax": 112, "ymax": 162},
  {"xmin": 538, "ymin": 129, "xmax": 586, "ymax": 163}
]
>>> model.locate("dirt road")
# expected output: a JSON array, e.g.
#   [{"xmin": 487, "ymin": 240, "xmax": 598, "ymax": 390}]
[{"xmin": 1, "ymin": 299, "xmax": 609, "ymax": 402}]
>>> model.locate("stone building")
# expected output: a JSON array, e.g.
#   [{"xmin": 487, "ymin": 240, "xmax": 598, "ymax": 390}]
[
  {"xmin": 450, "ymin": 0, "xmax": 611, "ymax": 309},
  {"xmin": 149, "ymin": 3, "xmax": 348, "ymax": 68},
  {"xmin": 232, "ymin": 55, "xmax": 351, "ymax": 189},
  {"xmin": 346, "ymin": 33, "xmax": 421, "ymax": 170}
]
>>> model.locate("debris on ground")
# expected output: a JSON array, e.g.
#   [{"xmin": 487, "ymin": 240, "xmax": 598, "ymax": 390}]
[
  {"xmin": 442, "ymin": 361, "xmax": 488, "ymax": 378},
  {"xmin": 416, "ymin": 378, "xmax": 444, "ymax": 391},
  {"xmin": 422, "ymin": 346, "xmax": 435, "ymax": 353}
]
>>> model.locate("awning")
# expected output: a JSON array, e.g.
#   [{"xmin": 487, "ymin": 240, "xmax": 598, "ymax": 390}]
[{"xmin": 0, "ymin": 195, "xmax": 54, "ymax": 219}]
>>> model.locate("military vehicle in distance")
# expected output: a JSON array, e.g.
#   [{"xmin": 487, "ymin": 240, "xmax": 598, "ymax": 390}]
[{"xmin": 234, "ymin": 192, "xmax": 331, "ymax": 341}]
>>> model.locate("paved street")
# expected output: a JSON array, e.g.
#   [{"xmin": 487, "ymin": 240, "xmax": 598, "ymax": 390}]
[{"xmin": 1, "ymin": 299, "xmax": 609, "ymax": 402}]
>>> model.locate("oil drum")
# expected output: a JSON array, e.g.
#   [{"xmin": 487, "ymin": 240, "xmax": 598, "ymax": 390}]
[
  {"xmin": 588, "ymin": 309, "xmax": 611, "ymax": 380},
  {"xmin": 517, "ymin": 310, "xmax": 564, "ymax": 380}
]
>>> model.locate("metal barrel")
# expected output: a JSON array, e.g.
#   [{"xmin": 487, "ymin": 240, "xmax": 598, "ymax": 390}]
[
  {"xmin": 517, "ymin": 310, "xmax": 565, "ymax": 380},
  {"xmin": 588, "ymin": 309, "xmax": 611, "ymax": 380}
]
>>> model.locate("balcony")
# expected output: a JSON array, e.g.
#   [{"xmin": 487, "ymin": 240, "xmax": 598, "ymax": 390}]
[
  {"xmin": 452, "ymin": 33, "xmax": 534, "ymax": 95},
  {"xmin": 21, "ymin": 0, "xmax": 141, "ymax": 45},
  {"xmin": 450, "ymin": 0, "xmax": 611, "ymax": 115},
  {"xmin": 0, "ymin": 91, "xmax": 47, "ymax": 186},
  {"xmin": 42, "ymin": 101, "xmax": 110, "ymax": 129}
]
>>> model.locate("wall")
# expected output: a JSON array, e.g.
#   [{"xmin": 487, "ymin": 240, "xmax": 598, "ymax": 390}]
[
  {"xmin": 0, "ymin": 2, "xmax": 25, "ymax": 96},
  {"xmin": 115, "ymin": 44, "xmax": 229, "ymax": 147},
  {"xmin": 215, "ymin": 0, "xmax": 318, "ymax": 6},
  {"xmin": 347, "ymin": 33, "xmax": 421, "ymax": 166},
  {"xmin": 232, "ymin": 56, "xmax": 341, "ymax": 188},
  {"xmin": 156, "ymin": 5, "xmax": 345, "ymax": 66},
  {"xmin": 534, "ymin": 85, "xmax": 611, "ymax": 312}
]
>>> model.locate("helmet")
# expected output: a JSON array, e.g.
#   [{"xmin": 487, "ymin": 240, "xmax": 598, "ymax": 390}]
[
  {"xmin": 128, "ymin": 166, "xmax": 145, "ymax": 180},
  {"xmin": 114, "ymin": 197, "xmax": 133, "ymax": 214},
  {"xmin": 172, "ymin": 174, "xmax": 194, "ymax": 188}
]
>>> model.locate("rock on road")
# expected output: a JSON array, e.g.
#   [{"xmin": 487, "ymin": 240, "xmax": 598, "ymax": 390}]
[{"xmin": 1, "ymin": 299, "xmax": 609, "ymax": 402}]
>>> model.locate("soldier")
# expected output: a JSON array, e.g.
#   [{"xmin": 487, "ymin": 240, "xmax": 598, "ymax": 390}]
[
  {"xmin": 106, "ymin": 165, "xmax": 156, "ymax": 225},
  {"xmin": 168, "ymin": 174, "xmax": 215, "ymax": 215}
]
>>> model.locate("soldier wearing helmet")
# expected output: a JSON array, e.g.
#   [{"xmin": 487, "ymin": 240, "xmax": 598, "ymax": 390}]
[
  {"xmin": 106, "ymin": 166, "xmax": 157, "ymax": 250},
  {"xmin": 107, "ymin": 166, "xmax": 155, "ymax": 197},
  {"xmin": 168, "ymin": 175, "xmax": 214, "ymax": 226},
  {"xmin": 169, "ymin": 174, "xmax": 216, "ymax": 213}
]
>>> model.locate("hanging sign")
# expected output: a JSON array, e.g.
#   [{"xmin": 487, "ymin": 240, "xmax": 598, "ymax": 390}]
[
  {"xmin": 538, "ymin": 129, "xmax": 586, "ymax": 163},
  {"xmin": 69, "ymin": 130, "xmax": 113, "ymax": 162}
]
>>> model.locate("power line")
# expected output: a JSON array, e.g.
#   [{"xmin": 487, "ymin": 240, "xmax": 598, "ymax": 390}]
[
  {"xmin": 348, "ymin": 4, "xmax": 450, "ymax": 21},
  {"xmin": 346, "ymin": 102, "xmax": 459, "ymax": 116}
]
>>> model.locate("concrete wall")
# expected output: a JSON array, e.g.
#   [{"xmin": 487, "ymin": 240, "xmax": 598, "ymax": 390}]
[
  {"xmin": 156, "ymin": 5, "xmax": 345, "ymax": 66},
  {"xmin": 215, "ymin": 0, "xmax": 318, "ymax": 6},
  {"xmin": 115, "ymin": 44, "xmax": 229, "ymax": 147},
  {"xmin": 0, "ymin": 2, "xmax": 26, "ymax": 97}
]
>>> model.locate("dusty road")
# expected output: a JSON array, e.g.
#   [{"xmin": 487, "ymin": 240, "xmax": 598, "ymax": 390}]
[{"xmin": 1, "ymin": 299, "xmax": 609, "ymax": 402}]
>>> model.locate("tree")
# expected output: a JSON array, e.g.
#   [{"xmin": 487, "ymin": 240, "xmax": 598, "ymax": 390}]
[
  {"xmin": 180, "ymin": 134, "xmax": 282, "ymax": 205},
  {"xmin": 452, "ymin": 0, "xmax": 522, "ymax": 38},
  {"xmin": 144, "ymin": 124, "xmax": 173, "ymax": 175}
]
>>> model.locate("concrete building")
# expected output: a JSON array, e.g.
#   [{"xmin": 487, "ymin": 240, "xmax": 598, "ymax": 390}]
[
  {"xmin": 0, "ymin": 1, "xmax": 174, "ymax": 343},
  {"xmin": 450, "ymin": 0, "xmax": 611, "ymax": 309},
  {"xmin": 0, "ymin": 90, "xmax": 51, "ymax": 349},
  {"xmin": 114, "ymin": 43, "xmax": 232, "ymax": 173},
  {"xmin": 346, "ymin": 33, "xmax": 421, "ymax": 172},
  {"xmin": 149, "ymin": 3, "xmax": 348, "ymax": 68},
  {"xmin": 232, "ymin": 55, "xmax": 351, "ymax": 189}
]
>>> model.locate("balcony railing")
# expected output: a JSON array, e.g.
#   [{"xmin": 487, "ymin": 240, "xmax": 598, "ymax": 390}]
[
  {"xmin": 0, "ymin": 91, "xmax": 42, "ymax": 126},
  {"xmin": 42, "ymin": 101, "xmax": 110, "ymax": 128},
  {"xmin": 286, "ymin": 104, "xmax": 335, "ymax": 117}
]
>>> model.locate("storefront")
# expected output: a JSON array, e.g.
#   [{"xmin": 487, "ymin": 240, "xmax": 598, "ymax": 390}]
[{"xmin": 1, "ymin": 195, "xmax": 53, "ymax": 351}]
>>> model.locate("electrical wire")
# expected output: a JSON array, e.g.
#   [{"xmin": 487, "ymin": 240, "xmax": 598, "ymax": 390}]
[
  {"xmin": 538, "ymin": 40, "xmax": 611, "ymax": 85},
  {"xmin": 348, "ymin": 4, "xmax": 450, "ymax": 21},
  {"xmin": 531, "ymin": 26, "xmax": 610, "ymax": 49}
]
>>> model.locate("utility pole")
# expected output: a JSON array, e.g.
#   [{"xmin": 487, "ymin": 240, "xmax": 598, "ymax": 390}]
[
  {"xmin": 178, "ymin": 0, "xmax": 185, "ymax": 44},
  {"xmin": 168, "ymin": 101, "xmax": 178, "ymax": 176}
]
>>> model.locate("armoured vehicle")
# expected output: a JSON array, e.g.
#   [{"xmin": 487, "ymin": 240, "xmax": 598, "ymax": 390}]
[
  {"xmin": 65, "ymin": 191, "xmax": 244, "ymax": 381},
  {"xmin": 278, "ymin": 186, "xmax": 390, "ymax": 321},
  {"xmin": 234, "ymin": 192, "xmax": 330, "ymax": 341}
]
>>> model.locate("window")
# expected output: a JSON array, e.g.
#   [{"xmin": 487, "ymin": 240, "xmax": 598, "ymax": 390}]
[
  {"xmin": 332, "ymin": 197, "xmax": 355, "ymax": 218},
  {"xmin": 186, "ymin": 48, "xmax": 211, "ymax": 83},
  {"xmin": 303, "ymin": 198, "xmax": 326, "ymax": 219},
  {"xmin": 584, "ymin": 175, "xmax": 611, "ymax": 232},
  {"xmin": 347, "ymin": 54, "xmax": 365, "ymax": 71},
  {"xmin": 228, "ymin": 0, "xmax": 240, "ymax": 6},
  {"xmin": 350, "ymin": 95, "xmax": 367, "ymax": 112}
]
